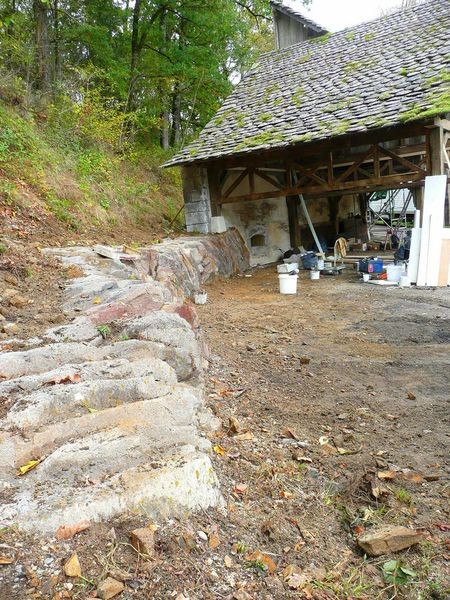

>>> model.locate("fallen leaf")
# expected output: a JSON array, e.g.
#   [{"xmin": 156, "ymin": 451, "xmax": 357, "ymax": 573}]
[
  {"xmin": 283, "ymin": 427, "xmax": 299, "ymax": 440},
  {"xmin": 234, "ymin": 431, "xmax": 254, "ymax": 441},
  {"xmin": 371, "ymin": 485, "xmax": 389, "ymax": 499},
  {"xmin": 228, "ymin": 417, "xmax": 241, "ymax": 434},
  {"xmin": 246, "ymin": 550, "xmax": 277, "ymax": 573},
  {"xmin": 213, "ymin": 444, "xmax": 226, "ymax": 456},
  {"xmin": 208, "ymin": 533, "xmax": 220, "ymax": 549},
  {"xmin": 378, "ymin": 470, "xmax": 396, "ymax": 480},
  {"xmin": 92, "ymin": 297, "xmax": 102, "ymax": 304},
  {"xmin": 18, "ymin": 458, "xmax": 42, "ymax": 476},
  {"xmin": 354, "ymin": 525, "xmax": 365, "ymax": 535},
  {"xmin": 0, "ymin": 557, "xmax": 13, "ymax": 565},
  {"xmin": 64, "ymin": 553, "xmax": 81, "ymax": 578},
  {"xmin": 434, "ymin": 523, "xmax": 450, "ymax": 531},
  {"xmin": 233, "ymin": 484, "xmax": 248, "ymax": 495},
  {"xmin": 280, "ymin": 490, "xmax": 294, "ymax": 499},
  {"xmin": 45, "ymin": 373, "xmax": 81, "ymax": 386},
  {"xmin": 56, "ymin": 521, "xmax": 91, "ymax": 540},
  {"xmin": 407, "ymin": 391, "xmax": 416, "ymax": 400},
  {"xmin": 336, "ymin": 445, "xmax": 361, "ymax": 455},
  {"xmin": 224, "ymin": 555, "xmax": 233, "ymax": 568},
  {"xmin": 402, "ymin": 472, "xmax": 423, "ymax": 484}
]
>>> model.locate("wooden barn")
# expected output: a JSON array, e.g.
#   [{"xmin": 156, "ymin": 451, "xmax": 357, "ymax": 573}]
[{"xmin": 164, "ymin": 0, "xmax": 450, "ymax": 266}]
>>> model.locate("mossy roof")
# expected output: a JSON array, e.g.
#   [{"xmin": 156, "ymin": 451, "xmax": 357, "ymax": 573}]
[{"xmin": 165, "ymin": 0, "xmax": 450, "ymax": 167}]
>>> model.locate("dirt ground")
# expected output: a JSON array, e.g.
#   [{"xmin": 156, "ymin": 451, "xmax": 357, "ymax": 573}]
[{"xmin": 0, "ymin": 266, "xmax": 449, "ymax": 599}]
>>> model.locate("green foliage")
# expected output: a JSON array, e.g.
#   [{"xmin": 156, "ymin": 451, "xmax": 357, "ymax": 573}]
[
  {"xmin": 97, "ymin": 325, "xmax": 112, "ymax": 339},
  {"xmin": 382, "ymin": 560, "xmax": 416, "ymax": 586}
]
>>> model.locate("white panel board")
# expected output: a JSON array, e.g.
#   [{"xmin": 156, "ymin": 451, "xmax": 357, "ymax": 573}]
[
  {"xmin": 416, "ymin": 176, "xmax": 447, "ymax": 287},
  {"xmin": 407, "ymin": 210, "xmax": 421, "ymax": 284}
]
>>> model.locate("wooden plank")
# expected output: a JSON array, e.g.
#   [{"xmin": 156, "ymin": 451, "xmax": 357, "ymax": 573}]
[
  {"xmin": 429, "ymin": 127, "xmax": 444, "ymax": 175},
  {"xmin": 327, "ymin": 152, "xmax": 334, "ymax": 185},
  {"xmin": 438, "ymin": 238, "xmax": 450, "ymax": 286},
  {"xmin": 417, "ymin": 175, "xmax": 447, "ymax": 286},
  {"xmin": 218, "ymin": 171, "xmax": 427, "ymax": 204},
  {"xmin": 373, "ymin": 144, "xmax": 380, "ymax": 178}
]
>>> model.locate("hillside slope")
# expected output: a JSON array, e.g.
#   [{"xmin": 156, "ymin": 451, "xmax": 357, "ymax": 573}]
[
  {"xmin": 0, "ymin": 98, "xmax": 183, "ymax": 341},
  {"xmin": 0, "ymin": 100, "xmax": 183, "ymax": 247}
]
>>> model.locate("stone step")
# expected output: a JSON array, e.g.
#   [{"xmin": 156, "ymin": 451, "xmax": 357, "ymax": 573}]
[
  {"xmin": 0, "ymin": 358, "xmax": 176, "ymax": 397},
  {"xmin": 2, "ymin": 449, "xmax": 222, "ymax": 534},
  {"xmin": 0, "ymin": 338, "xmax": 196, "ymax": 381},
  {"xmin": 1, "ymin": 386, "xmax": 203, "ymax": 473},
  {"xmin": 5, "ymin": 377, "xmax": 176, "ymax": 431}
]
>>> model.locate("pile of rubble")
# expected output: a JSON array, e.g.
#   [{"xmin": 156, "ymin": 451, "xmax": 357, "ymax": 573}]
[{"xmin": 0, "ymin": 230, "xmax": 249, "ymax": 534}]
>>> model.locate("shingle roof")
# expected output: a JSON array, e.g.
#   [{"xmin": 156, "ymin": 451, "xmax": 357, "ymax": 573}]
[
  {"xmin": 270, "ymin": 0, "xmax": 328, "ymax": 34},
  {"xmin": 165, "ymin": 0, "xmax": 450, "ymax": 168}
]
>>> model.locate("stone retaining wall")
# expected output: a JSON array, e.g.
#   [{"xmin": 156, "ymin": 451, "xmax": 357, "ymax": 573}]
[{"xmin": 0, "ymin": 230, "xmax": 248, "ymax": 533}]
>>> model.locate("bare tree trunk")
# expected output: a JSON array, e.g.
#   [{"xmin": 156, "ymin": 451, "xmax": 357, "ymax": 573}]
[
  {"xmin": 161, "ymin": 108, "xmax": 170, "ymax": 150},
  {"xmin": 53, "ymin": 0, "xmax": 60, "ymax": 87},
  {"xmin": 170, "ymin": 84, "xmax": 182, "ymax": 147},
  {"xmin": 33, "ymin": 0, "xmax": 50, "ymax": 92}
]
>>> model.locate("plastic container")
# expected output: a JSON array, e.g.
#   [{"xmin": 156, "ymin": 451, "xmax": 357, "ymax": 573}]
[
  {"xmin": 278, "ymin": 274, "xmax": 298, "ymax": 294},
  {"xmin": 194, "ymin": 291, "xmax": 208, "ymax": 304},
  {"xmin": 362, "ymin": 273, "xmax": 370, "ymax": 282},
  {"xmin": 277, "ymin": 262, "xmax": 299, "ymax": 273},
  {"xmin": 310, "ymin": 270, "xmax": 320, "ymax": 280},
  {"xmin": 358, "ymin": 259, "xmax": 384, "ymax": 273},
  {"xmin": 399, "ymin": 275, "xmax": 411, "ymax": 287},
  {"xmin": 386, "ymin": 264, "xmax": 405, "ymax": 283},
  {"xmin": 317, "ymin": 258, "xmax": 325, "ymax": 270}
]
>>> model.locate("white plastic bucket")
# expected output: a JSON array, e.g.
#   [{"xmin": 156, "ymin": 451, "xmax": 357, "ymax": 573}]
[
  {"xmin": 362, "ymin": 273, "xmax": 370, "ymax": 282},
  {"xmin": 310, "ymin": 270, "xmax": 320, "ymax": 280},
  {"xmin": 386, "ymin": 264, "xmax": 405, "ymax": 283},
  {"xmin": 279, "ymin": 274, "xmax": 298, "ymax": 294},
  {"xmin": 399, "ymin": 275, "xmax": 411, "ymax": 288}
]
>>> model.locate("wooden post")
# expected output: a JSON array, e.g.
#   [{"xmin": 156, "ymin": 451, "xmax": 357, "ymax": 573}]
[
  {"xmin": 286, "ymin": 195, "xmax": 301, "ymax": 248},
  {"xmin": 429, "ymin": 126, "xmax": 444, "ymax": 175}
]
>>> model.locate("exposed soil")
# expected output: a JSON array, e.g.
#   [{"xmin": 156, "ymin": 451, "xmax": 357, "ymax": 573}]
[
  {"xmin": 0, "ymin": 266, "xmax": 449, "ymax": 599},
  {"xmin": 0, "ymin": 195, "xmax": 172, "ymax": 342}
]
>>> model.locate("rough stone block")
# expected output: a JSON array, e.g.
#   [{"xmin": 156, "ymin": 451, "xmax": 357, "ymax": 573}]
[
  {"xmin": 130, "ymin": 527, "xmax": 156, "ymax": 557},
  {"xmin": 357, "ymin": 526, "xmax": 423, "ymax": 556}
]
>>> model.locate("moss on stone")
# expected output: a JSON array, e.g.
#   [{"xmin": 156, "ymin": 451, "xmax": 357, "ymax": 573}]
[
  {"xmin": 292, "ymin": 132, "xmax": 314, "ymax": 143},
  {"xmin": 234, "ymin": 128, "xmax": 284, "ymax": 151},
  {"xmin": 399, "ymin": 67, "xmax": 408, "ymax": 76},
  {"xmin": 378, "ymin": 91, "xmax": 392, "ymax": 101},
  {"xmin": 345, "ymin": 32, "xmax": 355, "ymax": 42},
  {"xmin": 296, "ymin": 53, "xmax": 312, "ymax": 64},
  {"xmin": 310, "ymin": 32, "xmax": 332, "ymax": 44},
  {"xmin": 292, "ymin": 86, "xmax": 304, "ymax": 108},
  {"xmin": 260, "ymin": 113, "xmax": 272, "ymax": 123}
]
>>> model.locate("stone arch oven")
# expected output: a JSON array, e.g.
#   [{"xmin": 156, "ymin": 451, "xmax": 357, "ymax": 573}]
[{"xmin": 249, "ymin": 226, "xmax": 267, "ymax": 249}]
